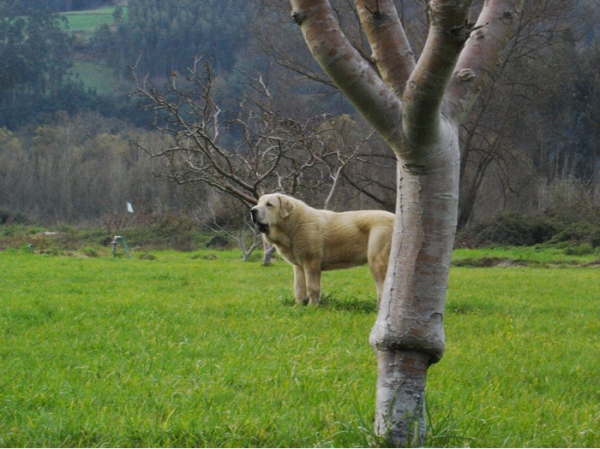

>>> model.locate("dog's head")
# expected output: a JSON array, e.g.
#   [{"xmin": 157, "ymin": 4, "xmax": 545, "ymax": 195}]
[{"xmin": 250, "ymin": 194, "xmax": 295, "ymax": 234}]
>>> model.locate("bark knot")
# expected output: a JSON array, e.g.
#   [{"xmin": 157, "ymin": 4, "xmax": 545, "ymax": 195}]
[
  {"xmin": 502, "ymin": 10, "xmax": 513, "ymax": 21},
  {"xmin": 291, "ymin": 10, "xmax": 307, "ymax": 26},
  {"xmin": 365, "ymin": 0, "xmax": 382, "ymax": 20},
  {"xmin": 456, "ymin": 68, "xmax": 476, "ymax": 82},
  {"xmin": 404, "ymin": 163, "xmax": 427, "ymax": 174}
]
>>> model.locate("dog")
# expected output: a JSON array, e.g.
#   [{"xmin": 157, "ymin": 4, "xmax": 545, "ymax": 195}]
[{"xmin": 251, "ymin": 193, "xmax": 394, "ymax": 306}]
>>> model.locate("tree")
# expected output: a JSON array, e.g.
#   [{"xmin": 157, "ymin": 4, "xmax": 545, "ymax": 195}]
[
  {"xmin": 287, "ymin": 0, "xmax": 524, "ymax": 445},
  {"xmin": 0, "ymin": 4, "xmax": 102, "ymax": 128},
  {"xmin": 132, "ymin": 58, "xmax": 373, "ymax": 261},
  {"xmin": 456, "ymin": 0, "xmax": 592, "ymax": 228}
]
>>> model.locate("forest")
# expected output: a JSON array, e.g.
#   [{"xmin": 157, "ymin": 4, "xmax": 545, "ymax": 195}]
[{"xmin": 0, "ymin": 0, "xmax": 599, "ymax": 249}]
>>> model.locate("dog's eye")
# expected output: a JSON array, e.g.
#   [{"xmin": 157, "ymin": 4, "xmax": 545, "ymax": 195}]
[{"xmin": 266, "ymin": 202, "xmax": 273, "ymax": 207}]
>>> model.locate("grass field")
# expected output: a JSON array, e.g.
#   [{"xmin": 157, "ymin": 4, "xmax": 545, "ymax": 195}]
[
  {"xmin": 62, "ymin": 6, "xmax": 123, "ymax": 32},
  {"xmin": 0, "ymin": 248, "xmax": 599, "ymax": 447},
  {"xmin": 60, "ymin": 6, "xmax": 126, "ymax": 96},
  {"xmin": 70, "ymin": 61, "xmax": 117, "ymax": 96}
]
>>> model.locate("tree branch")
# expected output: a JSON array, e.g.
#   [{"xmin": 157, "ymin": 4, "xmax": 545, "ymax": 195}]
[
  {"xmin": 354, "ymin": 0, "xmax": 415, "ymax": 97},
  {"xmin": 402, "ymin": 0, "xmax": 472, "ymax": 147},
  {"xmin": 445, "ymin": 0, "xmax": 526, "ymax": 125},
  {"xmin": 290, "ymin": 0, "xmax": 403, "ymax": 151}
]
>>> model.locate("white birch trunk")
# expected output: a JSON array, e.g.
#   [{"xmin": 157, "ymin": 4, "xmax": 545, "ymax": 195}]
[{"xmin": 287, "ymin": 0, "xmax": 524, "ymax": 445}]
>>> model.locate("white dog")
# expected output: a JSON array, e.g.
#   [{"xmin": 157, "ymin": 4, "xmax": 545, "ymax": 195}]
[{"xmin": 251, "ymin": 193, "xmax": 394, "ymax": 306}]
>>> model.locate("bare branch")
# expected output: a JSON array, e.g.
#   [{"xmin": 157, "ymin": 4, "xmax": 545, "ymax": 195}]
[{"xmin": 131, "ymin": 58, "xmax": 365, "ymax": 211}]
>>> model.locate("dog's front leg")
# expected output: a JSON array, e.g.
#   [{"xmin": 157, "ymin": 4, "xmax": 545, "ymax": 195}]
[
  {"xmin": 304, "ymin": 261, "xmax": 322, "ymax": 306},
  {"xmin": 293, "ymin": 265, "xmax": 309, "ymax": 305}
]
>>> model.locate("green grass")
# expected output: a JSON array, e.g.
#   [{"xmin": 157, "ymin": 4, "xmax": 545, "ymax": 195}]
[
  {"xmin": 70, "ymin": 60, "xmax": 118, "ymax": 95},
  {"xmin": 62, "ymin": 6, "xmax": 122, "ymax": 32},
  {"xmin": 0, "ymin": 248, "xmax": 599, "ymax": 447},
  {"xmin": 59, "ymin": 6, "xmax": 127, "ymax": 94},
  {"xmin": 70, "ymin": 61, "xmax": 117, "ymax": 95}
]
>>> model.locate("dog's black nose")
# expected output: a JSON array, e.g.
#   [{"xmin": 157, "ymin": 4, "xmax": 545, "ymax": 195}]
[{"xmin": 250, "ymin": 208, "xmax": 258, "ymax": 222}]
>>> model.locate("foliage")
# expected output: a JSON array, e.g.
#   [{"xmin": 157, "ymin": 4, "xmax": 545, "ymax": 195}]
[
  {"xmin": 0, "ymin": 114, "xmax": 185, "ymax": 223},
  {"xmin": 0, "ymin": 4, "xmax": 117, "ymax": 128},
  {"xmin": 549, "ymin": 222, "xmax": 600, "ymax": 248},
  {"xmin": 459, "ymin": 208, "xmax": 600, "ymax": 249},
  {"xmin": 0, "ymin": 0, "xmax": 599, "ymax": 240},
  {"xmin": 545, "ymin": 178, "xmax": 600, "ymax": 225},
  {"xmin": 0, "ymin": 215, "xmax": 215, "ymax": 254},
  {"xmin": 0, "ymin": 250, "xmax": 598, "ymax": 447},
  {"xmin": 0, "ymin": 208, "xmax": 28, "ymax": 225},
  {"xmin": 0, "ymin": 5, "xmax": 72, "ymax": 96},
  {"xmin": 93, "ymin": 0, "xmax": 252, "ymax": 78},
  {"xmin": 462, "ymin": 212, "xmax": 563, "ymax": 247}
]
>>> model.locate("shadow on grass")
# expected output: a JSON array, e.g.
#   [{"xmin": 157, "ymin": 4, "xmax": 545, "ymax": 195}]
[{"xmin": 279, "ymin": 292, "xmax": 377, "ymax": 314}]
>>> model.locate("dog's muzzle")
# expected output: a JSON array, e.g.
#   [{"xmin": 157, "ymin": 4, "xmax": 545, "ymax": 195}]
[{"xmin": 251, "ymin": 208, "xmax": 269, "ymax": 233}]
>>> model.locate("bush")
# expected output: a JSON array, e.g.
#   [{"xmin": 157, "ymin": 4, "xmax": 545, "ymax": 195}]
[
  {"xmin": 563, "ymin": 243, "xmax": 594, "ymax": 256},
  {"xmin": 459, "ymin": 209, "xmax": 600, "ymax": 249},
  {"xmin": 549, "ymin": 222, "xmax": 600, "ymax": 248},
  {"xmin": 545, "ymin": 178, "xmax": 600, "ymax": 225},
  {"xmin": 0, "ymin": 209, "xmax": 29, "ymax": 225},
  {"xmin": 82, "ymin": 247, "xmax": 100, "ymax": 258},
  {"xmin": 464, "ymin": 212, "xmax": 563, "ymax": 247}
]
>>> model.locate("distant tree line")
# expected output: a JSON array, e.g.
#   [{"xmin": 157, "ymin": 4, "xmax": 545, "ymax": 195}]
[
  {"xmin": 93, "ymin": 0, "xmax": 253, "ymax": 78},
  {"xmin": 2, "ymin": 0, "xmax": 113, "ymax": 13},
  {"xmin": 0, "ymin": 2, "xmax": 150, "ymax": 129},
  {"xmin": 0, "ymin": 4, "xmax": 100, "ymax": 128},
  {"xmin": 0, "ymin": 0, "xmax": 599, "ymax": 239},
  {"xmin": 0, "ymin": 113, "xmax": 192, "ymax": 224}
]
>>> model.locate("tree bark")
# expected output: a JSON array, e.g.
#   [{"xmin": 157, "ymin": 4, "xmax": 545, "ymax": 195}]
[
  {"xmin": 262, "ymin": 238, "xmax": 276, "ymax": 266},
  {"xmin": 288, "ymin": 0, "xmax": 524, "ymax": 445}
]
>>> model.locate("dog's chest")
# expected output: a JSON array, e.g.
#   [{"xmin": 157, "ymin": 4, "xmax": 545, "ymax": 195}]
[{"xmin": 273, "ymin": 241, "xmax": 300, "ymax": 266}]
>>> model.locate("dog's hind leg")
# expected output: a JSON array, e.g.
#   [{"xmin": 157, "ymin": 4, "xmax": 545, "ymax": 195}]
[
  {"xmin": 369, "ymin": 259, "xmax": 387, "ymax": 308},
  {"xmin": 368, "ymin": 229, "xmax": 392, "ymax": 309}
]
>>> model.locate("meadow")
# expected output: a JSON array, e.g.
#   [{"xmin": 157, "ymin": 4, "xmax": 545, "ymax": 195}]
[
  {"xmin": 62, "ymin": 6, "xmax": 122, "ymax": 32},
  {"xmin": 61, "ymin": 6, "xmax": 124, "ymax": 95},
  {"xmin": 0, "ymin": 247, "xmax": 599, "ymax": 447}
]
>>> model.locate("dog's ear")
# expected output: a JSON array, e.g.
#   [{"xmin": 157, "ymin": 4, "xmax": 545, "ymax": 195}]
[{"xmin": 278, "ymin": 195, "xmax": 295, "ymax": 218}]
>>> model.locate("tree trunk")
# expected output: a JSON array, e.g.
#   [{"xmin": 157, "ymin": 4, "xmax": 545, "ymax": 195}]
[
  {"xmin": 370, "ymin": 127, "xmax": 460, "ymax": 445},
  {"xmin": 288, "ymin": 0, "xmax": 524, "ymax": 445},
  {"xmin": 262, "ymin": 238, "xmax": 276, "ymax": 266}
]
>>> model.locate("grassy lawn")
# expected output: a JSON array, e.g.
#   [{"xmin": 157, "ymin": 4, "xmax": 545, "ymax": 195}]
[{"xmin": 0, "ymin": 248, "xmax": 598, "ymax": 447}]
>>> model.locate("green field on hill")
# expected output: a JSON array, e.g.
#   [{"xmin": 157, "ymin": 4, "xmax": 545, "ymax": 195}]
[
  {"xmin": 0, "ymin": 248, "xmax": 599, "ymax": 447},
  {"xmin": 61, "ymin": 6, "xmax": 125, "ymax": 95},
  {"xmin": 62, "ymin": 6, "xmax": 122, "ymax": 32}
]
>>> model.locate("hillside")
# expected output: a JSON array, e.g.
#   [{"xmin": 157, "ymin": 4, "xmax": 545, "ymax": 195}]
[{"xmin": 61, "ymin": 6, "xmax": 124, "ymax": 95}]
